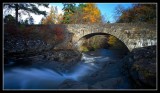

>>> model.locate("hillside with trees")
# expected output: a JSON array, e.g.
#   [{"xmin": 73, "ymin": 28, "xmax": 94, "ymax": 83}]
[{"xmin": 115, "ymin": 4, "xmax": 156, "ymax": 24}]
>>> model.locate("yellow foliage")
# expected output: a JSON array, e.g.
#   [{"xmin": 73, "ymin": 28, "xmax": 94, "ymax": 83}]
[
  {"xmin": 42, "ymin": 6, "xmax": 60, "ymax": 24},
  {"xmin": 108, "ymin": 35, "xmax": 117, "ymax": 46},
  {"xmin": 82, "ymin": 3, "xmax": 101, "ymax": 23},
  {"xmin": 79, "ymin": 45, "xmax": 89, "ymax": 52}
]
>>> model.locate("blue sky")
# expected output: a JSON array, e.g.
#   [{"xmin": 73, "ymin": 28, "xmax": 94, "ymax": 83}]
[
  {"xmin": 96, "ymin": 3, "xmax": 132, "ymax": 23},
  {"xmin": 50, "ymin": 3, "xmax": 133, "ymax": 23}
]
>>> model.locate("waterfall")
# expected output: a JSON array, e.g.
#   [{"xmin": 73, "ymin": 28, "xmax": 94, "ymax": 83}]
[{"xmin": 4, "ymin": 68, "xmax": 66, "ymax": 89}]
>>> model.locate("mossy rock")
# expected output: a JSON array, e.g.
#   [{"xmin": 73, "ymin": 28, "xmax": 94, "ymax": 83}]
[{"xmin": 79, "ymin": 46, "xmax": 89, "ymax": 52}]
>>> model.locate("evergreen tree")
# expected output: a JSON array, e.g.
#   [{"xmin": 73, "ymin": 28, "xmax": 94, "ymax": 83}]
[
  {"xmin": 3, "ymin": 3, "xmax": 49, "ymax": 24},
  {"xmin": 42, "ymin": 6, "xmax": 57, "ymax": 24},
  {"xmin": 4, "ymin": 14, "xmax": 16, "ymax": 24},
  {"xmin": 62, "ymin": 3, "xmax": 76, "ymax": 23}
]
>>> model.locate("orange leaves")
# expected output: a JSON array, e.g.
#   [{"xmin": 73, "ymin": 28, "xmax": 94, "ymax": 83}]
[
  {"xmin": 5, "ymin": 24, "xmax": 65, "ymax": 47},
  {"xmin": 62, "ymin": 3, "xmax": 102, "ymax": 24},
  {"xmin": 82, "ymin": 3, "xmax": 101, "ymax": 23},
  {"xmin": 34, "ymin": 25, "xmax": 64, "ymax": 43},
  {"xmin": 42, "ymin": 6, "xmax": 61, "ymax": 24},
  {"xmin": 57, "ymin": 13, "xmax": 63, "ymax": 24},
  {"xmin": 117, "ymin": 4, "xmax": 156, "ymax": 23}
]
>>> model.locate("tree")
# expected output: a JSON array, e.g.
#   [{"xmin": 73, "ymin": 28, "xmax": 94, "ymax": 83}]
[
  {"xmin": 62, "ymin": 3, "xmax": 102, "ymax": 24},
  {"xmin": 115, "ymin": 4, "xmax": 156, "ymax": 24},
  {"xmin": 19, "ymin": 18, "xmax": 29, "ymax": 25},
  {"xmin": 42, "ymin": 6, "xmax": 57, "ymax": 24},
  {"xmin": 18, "ymin": 16, "xmax": 34, "ymax": 25},
  {"xmin": 133, "ymin": 4, "xmax": 156, "ymax": 23},
  {"xmin": 4, "ymin": 14, "xmax": 16, "ymax": 24},
  {"xmin": 82, "ymin": 3, "xmax": 101, "ymax": 23},
  {"xmin": 40, "ymin": 18, "xmax": 44, "ymax": 24},
  {"xmin": 117, "ymin": 8, "xmax": 135, "ymax": 23},
  {"xmin": 108, "ymin": 35, "xmax": 117, "ymax": 46},
  {"xmin": 101, "ymin": 14, "xmax": 110, "ymax": 24},
  {"xmin": 69, "ymin": 3, "xmax": 87, "ymax": 23},
  {"xmin": 62, "ymin": 3, "xmax": 76, "ymax": 23},
  {"xmin": 24, "ymin": 19, "xmax": 29, "ymax": 24},
  {"xmin": 107, "ymin": 21, "xmax": 110, "ymax": 23},
  {"xmin": 57, "ymin": 13, "xmax": 63, "ymax": 24},
  {"xmin": 114, "ymin": 5, "xmax": 125, "ymax": 22},
  {"xmin": 29, "ymin": 16, "xmax": 34, "ymax": 24},
  {"xmin": 3, "ymin": 3, "xmax": 49, "ymax": 24}
]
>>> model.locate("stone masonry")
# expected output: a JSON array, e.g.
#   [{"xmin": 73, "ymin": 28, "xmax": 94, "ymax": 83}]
[{"xmin": 65, "ymin": 23, "xmax": 156, "ymax": 51}]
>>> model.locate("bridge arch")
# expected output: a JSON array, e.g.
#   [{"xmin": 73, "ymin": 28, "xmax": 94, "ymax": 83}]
[{"xmin": 75, "ymin": 32, "xmax": 130, "ymax": 52}]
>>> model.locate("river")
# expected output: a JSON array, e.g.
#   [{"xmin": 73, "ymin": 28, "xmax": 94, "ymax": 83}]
[{"xmin": 3, "ymin": 49, "xmax": 134, "ymax": 89}]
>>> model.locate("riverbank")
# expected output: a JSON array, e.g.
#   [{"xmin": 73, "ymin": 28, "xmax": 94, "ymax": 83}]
[{"xmin": 4, "ymin": 49, "xmax": 81, "ymax": 72}]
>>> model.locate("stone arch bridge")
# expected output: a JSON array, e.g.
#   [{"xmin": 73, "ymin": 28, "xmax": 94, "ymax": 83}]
[{"xmin": 64, "ymin": 23, "xmax": 156, "ymax": 51}]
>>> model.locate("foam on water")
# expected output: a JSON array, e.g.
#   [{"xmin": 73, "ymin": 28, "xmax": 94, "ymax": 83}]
[
  {"xmin": 4, "ymin": 68, "xmax": 66, "ymax": 89},
  {"xmin": 4, "ymin": 49, "xmax": 114, "ymax": 89}
]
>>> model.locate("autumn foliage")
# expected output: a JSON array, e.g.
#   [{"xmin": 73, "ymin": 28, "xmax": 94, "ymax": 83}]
[
  {"xmin": 116, "ymin": 4, "xmax": 156, "ymax": 24},
  {"xmin": 40, "ymin": 3, "xmax": 102, "ymax": 24},
  {"xmin": 41, "ymin": 6, "xmax": 63, "ymax": 24},
  {"xmin": 4, "ymin": 24, "xmax": 64, "ymax": 45},
  {"xmin": 62, "ymin": 3, "xmax": 102, "ymax": 24},
  {"xmin": 82, "ymin": 3, "xmax": 101, "ymax": 23}
]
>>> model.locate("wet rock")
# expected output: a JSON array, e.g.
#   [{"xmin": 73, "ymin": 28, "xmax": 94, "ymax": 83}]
[
  {"xmin": 123, "ymin": 45, "xmax": 156, "ymax": 88},
  {"xmin": 4, "ymin": 50, "xmax": 81, "ymax": 73},
  {"xmin": 132, "ymin": 46, "xmax": 156, "ymax": 60},
  {"xmin": 4, "ymin": 29, "xmax": 56, "ymax": 58},
  {"xmin": 44, "ymin": 50, "xmax": 81, "ymax": 63},
  {"xmin": 58, "ymin": 79, "xmax": 88, "ymax": 89},
  {"xmin": 91, "ymin": 76, "xmax": 131, "ymax": 89},
  {"xmin": 131, "ymin": 58, "xmax": 156, "ymax": 88},
  {"xmin": 4, "ymin": 57, "xmax": 16, "ymax": 65}
]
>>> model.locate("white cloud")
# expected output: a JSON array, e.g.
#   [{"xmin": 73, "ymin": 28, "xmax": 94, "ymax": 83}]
[{"xmin": 3, "ymin": 6, "xmax": 15, "ymax": 18}]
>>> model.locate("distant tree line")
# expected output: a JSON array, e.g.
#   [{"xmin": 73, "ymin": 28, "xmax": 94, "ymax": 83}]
[
  {"xmin": 3, "ymin": 3, "xmax": 156, "ymax": 25},
  {"xmin": 61, "ymin": 3, "xmax": 102, "ymax": 24},
  {"xmin": 41, "ymin": 3, "xmax": 103, "ymax": 24},
  {"xmin": 115, "ymin": 4, "xmax": 156, "ymax": 24}
]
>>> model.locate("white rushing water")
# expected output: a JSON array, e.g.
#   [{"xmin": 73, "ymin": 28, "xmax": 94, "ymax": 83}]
[
  {"xmin": 62, "ymin": 53, "xmax": 110, "ymax": 81},
  {"xmin": 3, "ymin": 49, "xmax": 123, "ymax": 89},
  {"xmin": 4, "ymin": 68, "xmax": 66, "ymax": 89}
]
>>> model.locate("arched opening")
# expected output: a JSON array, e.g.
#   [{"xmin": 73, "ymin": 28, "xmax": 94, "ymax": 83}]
[{"xmin": 76, "ymin": 33, "xmax": 130, "ymax": 57}]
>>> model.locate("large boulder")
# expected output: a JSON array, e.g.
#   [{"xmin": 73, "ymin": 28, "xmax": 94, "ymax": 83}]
[{"xmin": 123, "ymin": 45, "xmax": 156, "ymax": 88}]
